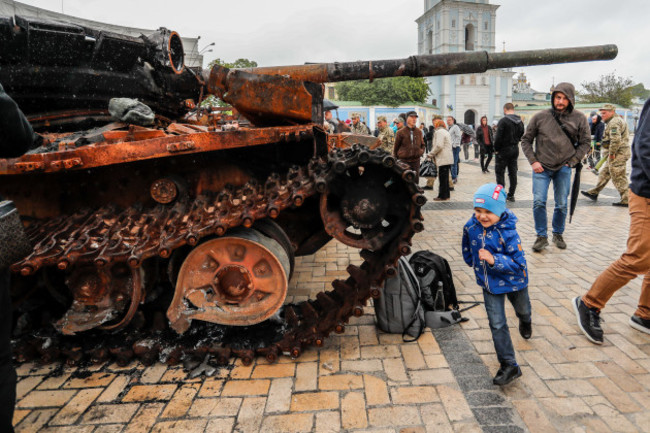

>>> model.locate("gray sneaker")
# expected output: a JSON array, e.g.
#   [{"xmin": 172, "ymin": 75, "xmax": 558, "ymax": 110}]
[
  {"xmin": 532, "ymin": 236, "xmax": 548, "ymax": 252},
  {"xmin": 552, "ymin": 233, "xmax": 566, "ymax": 249}
]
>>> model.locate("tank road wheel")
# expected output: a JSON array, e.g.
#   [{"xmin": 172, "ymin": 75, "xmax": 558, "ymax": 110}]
[
  {"xmin": 167, "ymin": 228, "xmax": 292, "ymax": 334},
  {"xmin": 320, "ymin": 156, "xmax": 416, "ymax": 252},
  {"xmin": 54, "ymin": 263, "xmax": 144, "ymax": 335}
]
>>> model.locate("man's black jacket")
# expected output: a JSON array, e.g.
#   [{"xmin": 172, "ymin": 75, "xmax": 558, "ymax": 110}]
[{"xmin": 494, "ymin": 114, "xmax": 524, "ymax": 154}]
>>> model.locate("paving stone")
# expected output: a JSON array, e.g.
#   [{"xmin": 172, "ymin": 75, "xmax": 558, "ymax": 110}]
[
  {"xmin": 364, "ymin": 374, "xmax": 391, "ymax": 406},
  {"xmin": 340, "ymin": 359, "xmax": 383, "ymax": 373},
  {"xmin": 361, "ymin": 344, "xmax": 402, "ymax": 359},
  {"xmin": 290, "ymin": 391, "xmax": 339, "ymax": 411},
  {"xmin": 251, "ymin": 363, "xmax": 296, "ymax": 378},
  {"xmin": 49, "ymin": 387, "xmax": 103, "ymax": 425},
  {"xmin": 151, "ymin": 419, "xmax": 208, "ymax": 433},
  {"xmin": 410, "ymin": 368, "xmax": 456, "ymax": 385},
  {"xmin": 539, "ymin": 397, "xmax": 593, "ymax": 417},
  {"xmin": 259, "ymin": 413, "xmax": 314, "ymax": 433},
  {"xmin": 546, "ymin": 378, "xmax": 600, "ymax": 397},
  {"xmin": 594, "ymin": 360, "xmax": 646, "ymax": 393},
  {"xmin": 197, "ymin": 378, "xmax": 224, "ymax": 397},
  {"xmin": 295, "ymin": 361, "xmax": 318, "ymax": 391},
  {"xmin": 123, "ymin": 403, "xmax": 164, "ymax": 433},
  {"xmin": 14, "ymin": 409, "xmax": 57, "ymax": 433},
  {"xmin": 341, "ymin": 391, "xmax": 368, "ymax": 429},
  {"xmin": 205, "ymin": 417, "xmax": 236, "ymax": 433},
  {"xmin": 40, "ymin": 426, "xmax": 95, "ymax": 433},
  {"xmin": 315, "ymin": 410, "xmax": 341, "ymax": 433},
  {"xmin": 589, "ymin": 376, "xmax": 642, "ymax": 413},
  {"xmin": 12, "ymin": 409, "xmax": 30, "ymax": 426},
  {"xmin": 16, "ymin": 376, "xmax": 44, "ymax": 399},
  {"xmin": 437, "ymin": 385, "xmax": 473, "ymax": 422},
  {"xmin": 187, "ymin": 397, "xmax": 242, "ymax": 417},
  {"xmin": 319, "ymin": 373, "xmax": 363, "ymax": 390},
  {"xmin": 511, "ymin": 399, "xmax": 558, "ymax": 433},
  {"xmin": 464, "ymin": 391, "xmax": 506, "ymax": 407},
  {"xmin": 221, "ymin": 379, "xmax": 270, "ymax": 396},
  {"xmin": 368, "ymin": 406, "xmax": 421, "ymax": 427},
  {"xmin": 419, "ymin": 403, "xmax": 454, "ymax": 433},
  {"xmin": 161, "ymin": 382, "xmax": 200, "ymax": 419},
  {"xmin": 17, "ymin": 389, "xmax": 77, "ymax": 408},
  {"xmin": 234, "ymin": 397, "xmax": 266, "ymax": 433},
  {"xmin": 383, "ymin": 357, "xmax": 409, "ymax": 382},
  {"xmin": 391, "ymin": 385, "xmax": 439, "ymax": 404},
  {"xmin": 122, "ymin": 384, "xmax": 177, "ymax": 402},
  {"xmin": 140, "ymin": 364, "xmax": 167, "ymax": 384},
  {"xmin": 265, "ymin": 377, "xmax": 293, "ymax": 414},
  {"xmin": 63, "ymin": 372, "xmax": 116, "ymax": 389},
  {"xmin": 80, "ymin": 403, "xmax": 140, "ymax": 424}
]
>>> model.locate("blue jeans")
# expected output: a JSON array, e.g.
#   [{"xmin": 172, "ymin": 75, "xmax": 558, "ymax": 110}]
[
  {"xmin": 483, "ymin": 288, "xmax": 531, "ymax": 367},
  {"xmin": 451, "ymin": 146, "xmax": 461, "ymax": 180},
  {"xmin": 532, "ymin": 166, "xmax": 572, "ymax": 237}
]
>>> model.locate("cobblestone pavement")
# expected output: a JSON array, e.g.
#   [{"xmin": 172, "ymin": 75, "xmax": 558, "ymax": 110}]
[{"xmin": 13, "ymin": 156, "xmax": 650, "ymax": 433}]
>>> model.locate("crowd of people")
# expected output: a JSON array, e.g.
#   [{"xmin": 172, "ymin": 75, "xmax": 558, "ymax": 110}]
[{"xmin": 323, "ymin": 83, "xmax": 649, "ymax": 387}]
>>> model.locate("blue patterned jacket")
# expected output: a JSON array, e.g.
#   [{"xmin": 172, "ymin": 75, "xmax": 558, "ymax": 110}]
[{"xmin": 461, "ymin": 209, "xmax": 528, "ymax": 294}]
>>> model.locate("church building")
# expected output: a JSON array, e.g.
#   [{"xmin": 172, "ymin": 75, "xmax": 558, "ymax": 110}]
[{"xmin": 416, "ymin": 0, "xmax": 514, "ymax": 125}]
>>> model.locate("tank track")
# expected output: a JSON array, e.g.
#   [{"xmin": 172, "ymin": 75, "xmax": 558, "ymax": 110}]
[{"xmin": 12, "ymin": 145, "xmax": 425, "ymax": 368}]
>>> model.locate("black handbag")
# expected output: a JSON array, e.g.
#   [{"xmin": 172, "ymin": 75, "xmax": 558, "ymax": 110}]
[
  {"xmin": 0, "ymin": 200, "xmax": 32, "ymax": 269},
  {"xmin": 419, "ymin": 159, "xmax": 437, "ymax": 178}
]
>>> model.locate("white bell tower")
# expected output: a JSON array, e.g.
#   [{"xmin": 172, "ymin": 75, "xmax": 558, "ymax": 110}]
[{"xmin": 416, "ymin": 0, "xmax": 514, "ymax": 125}]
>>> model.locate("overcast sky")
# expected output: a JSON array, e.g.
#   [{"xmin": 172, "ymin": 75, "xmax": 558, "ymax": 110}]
[{"xmin": 15, "ymin": 0, "xmax": 650, "ymax": 94}]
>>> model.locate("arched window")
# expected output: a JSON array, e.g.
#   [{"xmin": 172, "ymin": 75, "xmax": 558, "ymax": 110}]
[{"xmin": 465, "ymin": 23, "xmax": 475, "ymax": 51}]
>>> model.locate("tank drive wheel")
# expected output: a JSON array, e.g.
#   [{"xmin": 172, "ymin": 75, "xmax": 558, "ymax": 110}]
[
  {"xmin": 53, "ymin": 263, "xmax": 143, "ymax": 335},
  {"xmin": 167, "ymin": 228, "xmax": 292, "ymax": 333}
]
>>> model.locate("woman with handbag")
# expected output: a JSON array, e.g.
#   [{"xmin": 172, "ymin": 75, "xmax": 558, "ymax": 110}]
[
  {"xmin": 429, "ymin": 119, "xmax": 454, "ymax": 201},
  {"xmin": 477, "ymin": 115, "xmax": 495, "ymax": 173}
]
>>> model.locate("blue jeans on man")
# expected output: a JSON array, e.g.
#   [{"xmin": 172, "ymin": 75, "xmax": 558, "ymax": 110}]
[
  {"xmin": 482, "ymin": 288, "xmax": 532, "ymax": 366},
  {"xmin": 532, "ymin": 166, "xmax": 572, "ymax": 237},
  {"xmin": 451, "ymin": 146, "xmax": 461, "ymax": 181}
]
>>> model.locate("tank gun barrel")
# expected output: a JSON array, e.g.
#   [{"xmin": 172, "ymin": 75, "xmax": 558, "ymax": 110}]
[{"xmin": 234, "ymin": 44, "xmax": 617, "ymax": 83}]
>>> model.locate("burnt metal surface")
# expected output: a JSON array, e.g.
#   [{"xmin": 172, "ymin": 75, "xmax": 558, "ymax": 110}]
[
  {"xmin": 11, "ymin": 146, "xmax": 424, "ymax": 367},
  {"xmin": 233, "ymin": 45, "xmax": 618, "ymax": 83},
  {"xmin": 0, "ymin": 15, "xmax": 201, "ymax": 118}
]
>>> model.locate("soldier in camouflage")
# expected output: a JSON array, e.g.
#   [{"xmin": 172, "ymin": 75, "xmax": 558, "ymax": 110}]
[
  {"xmin": 376, "ymin": 115, "xmax": 394, "ymax": 153},
  {"xmin": 581, "ymin": 104, "xmax": 631, "ymax": 206},
  {"xmin": 350, "ymin": 113, "xmax": 370, "ymax": 135}
]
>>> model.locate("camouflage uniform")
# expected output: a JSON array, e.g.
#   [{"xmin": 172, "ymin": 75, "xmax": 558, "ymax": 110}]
[
  {"xmin": 377, "ymin": 125, "xmax": 394, "ymax": 153},
  {"xmin": 350, "ymin": 121, "xmax": 370, "ymax": 135},
  {"xmin": 586, "ymin": 113, "xmax": 630, "ymax": 203}
]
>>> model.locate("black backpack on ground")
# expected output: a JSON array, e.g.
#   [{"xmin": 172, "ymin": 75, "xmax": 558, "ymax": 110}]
[
  {"xmin": 374, "ymin": 256, "xmax": 425, "ymax": 342},
  {"xmin": 409, "ymin": 250, "xmax": 478, "ymax": 328}
]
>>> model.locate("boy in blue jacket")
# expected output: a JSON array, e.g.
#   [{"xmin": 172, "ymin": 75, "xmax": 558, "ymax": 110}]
[{"xmin": 462, "ymin": 183, "xmax": 532, "ymax": 385}]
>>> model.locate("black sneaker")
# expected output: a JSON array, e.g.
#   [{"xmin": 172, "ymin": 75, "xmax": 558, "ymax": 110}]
[
  {"xmin": 629, "ymin": 315, "xmax": 650, "ymax": 335},
  {"xmin": 507, "ymin": 195, "xmax": 515, "ymax": 202},
  {"xmin": 493, "ymin": 364, "xmax": 522, "ymax": 386},
  {"xmin": 581, "ymin": 190, "xmax": 598, "ymax": 201},
  {"xmin": 552, "ymin": 233, "xmax": 567, "ymax": 249},
  {"xmin": 532, "ymin": 236, "xmax": 548, "ymax": 252},
  {"xmin": 572, "ymin": 296, "xmax": 603, "ymax": 344},
  {"xmin": 519, "ymin": 320, "xmax": 532, "ymax": 339},
  {"xmin": 612, "ymin": 201, "xmax": 629, "ymax": 207}
]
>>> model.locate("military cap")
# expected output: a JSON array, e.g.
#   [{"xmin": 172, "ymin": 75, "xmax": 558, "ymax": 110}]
[
  {"xmin": 393, "ymin": 117, "xmax": 404, "ymax": 124},
  {"xmin": 406, "ymin": 110, "xmax": 418, "ymax": 118},
  {"xmin": 351, "ymin": 112, "xmax": 360, "ymax": 119},
  {"xmin": 600, "ymin": 103, "xmax": 616, "ymax": 111},
  {"xmin": 377, "ymin": 115, "xmax": 387, "ymax": 122}
]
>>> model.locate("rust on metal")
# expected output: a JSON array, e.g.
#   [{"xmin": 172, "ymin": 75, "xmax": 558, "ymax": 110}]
[{"xmin": 168, "ymin": 235, "xmax": 288, "ymax": 331}]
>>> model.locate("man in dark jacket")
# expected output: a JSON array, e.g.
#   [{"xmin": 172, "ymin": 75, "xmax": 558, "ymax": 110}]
[
  {"xmin": 573, "ymin": 96, "xmax": 650, "ymax": 344},
  {"xmin": 393, "ymin": 111, "xmax": 425, "ymax": 181},
  {"xmin": 494, "ymin": 103, "xmax": 525, "ymax": 202},
  {"xmin": 0, "ymin": 83, "xmax": 35, "ymax": 433},
  {"xmin": 520, "ymin": 82, "xmax": 591, "ymax": 252}
]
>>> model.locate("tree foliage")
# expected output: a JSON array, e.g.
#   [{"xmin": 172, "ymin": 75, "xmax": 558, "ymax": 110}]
[
  {"xmin": 579, "ymin": 73, "xmax": 634, "ymax": 108},
  {"xmin": 202, "ymin": 58, "xmax": 258, "ymax": 107},
  {"xmin": 334, "ymin": 77, "xmax": 431, "ymax": 107},
  {"xmin": 208, "ymin": 58, "xmax": 258, "ymax": 69},
  {"xmin": 627, "ymin": 83, "xmax": 650, "ymax": 100}
]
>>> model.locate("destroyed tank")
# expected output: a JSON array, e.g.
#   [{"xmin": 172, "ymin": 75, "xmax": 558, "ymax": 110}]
[{"xmin": 0, "ymin": 14, "xmax": 617, "ymax": 366}]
